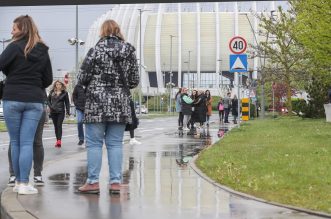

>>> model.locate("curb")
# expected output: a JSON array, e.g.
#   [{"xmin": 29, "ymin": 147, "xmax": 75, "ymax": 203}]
[
  {"xmin": 190, "ymin": 154, "xmax": 331, "ymax": 218},
  {"xmin": 1, "ymin": 151, "xmax": 86, "ymax": 219},
  {"xmin": 1, "ymin": 188, "xmax": 37, "ymax": 219}
]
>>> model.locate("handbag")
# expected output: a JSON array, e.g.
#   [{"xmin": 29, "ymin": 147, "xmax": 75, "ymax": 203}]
[
  {"xmin": 115, "ymin": 60, "xmax": 139, "ymax": 131},
  {"xmin": 125, "ymin": 99, "xmax": 139, "ymax": 131},
  {"xmin": 0, "ymin": 80, "xmax": 4, "ymax": 100}
]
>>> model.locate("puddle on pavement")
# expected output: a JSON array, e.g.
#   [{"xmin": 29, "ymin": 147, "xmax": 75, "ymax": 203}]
[
  {"xmin": 48, "ymin": 124, "xmax": 225, "ymax": 188},
  {"xmin": 40, "ymin": 123, "xmax": 324, "ymax": 219}
]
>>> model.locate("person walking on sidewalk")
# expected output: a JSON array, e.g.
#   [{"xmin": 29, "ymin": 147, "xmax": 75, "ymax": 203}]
[
  {"xmin": 205, "ymin": 89, "xmax": 212, "ymax": 126},
  {"xmin": 232, "ymin": 94, "xmax": 239, "ymax": 124},
  {"xmin": 77, "ymin": 19, "xmax": 139, "ymax": 194},
  {"xmin": 0, "ymin": 15, "xmax": 53, "ymax": 195},
  {"xmin": 48, "ymin": 80, "xmax": 70, "ymax": 148},
  {"xmin": 217, "ymin": 97, "xmax": 225, "ymax": 123},
  {"xmin": 126, "ymin": 100, "xmax": 141, "ymax": 145},
  {"xmin": 8, "ymin": 106, "xmax": 47, "ymax": 186},
  {"xmin": 223, "ymin": 92, "xmax": 231, "ymax": 123},
  {"xmin": 72, "ymin": 83, "xmax": 86, "ymax": 146},
  {"xmin": 180, "ymin": 87, "xmax": 193, "ymax": 132},
  {"xmin": 175, "ymin": 88, "xmax": 183, "ymax": 130}
]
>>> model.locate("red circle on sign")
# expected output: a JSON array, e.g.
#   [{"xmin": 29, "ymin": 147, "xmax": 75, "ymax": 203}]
[{"xmin": 229, "ymin": 36, "xmax": 247, "ymax": 54}]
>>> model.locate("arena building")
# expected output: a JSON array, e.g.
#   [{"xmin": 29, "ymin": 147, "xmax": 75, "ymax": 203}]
[{"xmin": 85, "ymin": 1, "xmax": 287, "ymax": 97}]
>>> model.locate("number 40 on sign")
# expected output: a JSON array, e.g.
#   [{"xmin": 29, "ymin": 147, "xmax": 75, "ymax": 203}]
[{"xmin": 229, "ymin": 36, "xmax": 247, "ymax": 54}]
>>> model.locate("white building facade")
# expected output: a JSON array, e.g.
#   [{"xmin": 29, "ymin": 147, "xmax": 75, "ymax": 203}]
[{"xmin": 85, "ymin": 1, "xmax": 286, "ymax": 97}]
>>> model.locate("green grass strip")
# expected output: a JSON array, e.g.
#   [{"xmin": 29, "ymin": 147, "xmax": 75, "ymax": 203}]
[{"xmin": 196, "ymin": 116, "xmax": 331, "ymax": 213}]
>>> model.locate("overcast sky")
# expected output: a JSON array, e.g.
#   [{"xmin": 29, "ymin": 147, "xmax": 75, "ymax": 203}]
[
  {"xmin": 0, "ymin": 2, "xmax": 288, "ymax": 78},
  {"xmin": 0, "ymin": 5, "xmax": 113, "ymax": 76}
]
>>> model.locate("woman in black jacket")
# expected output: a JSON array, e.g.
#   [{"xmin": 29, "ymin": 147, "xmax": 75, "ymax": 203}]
[
  {"xmin": 72, "ymin": 83, "xmax": 86, "ymax": 145},
  {"xmin": 232, "ymin": 95, "xmax": 239, "ymax": 124},
  {"xmin": 0, "ymin": 15, "xmax": 53, "ymax": 195},
  {"xmin": 48, "ymin": 80, "xmax": 70, "ymax": 148}
]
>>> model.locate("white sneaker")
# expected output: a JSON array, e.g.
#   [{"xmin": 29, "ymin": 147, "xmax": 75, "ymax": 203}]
[
  {"xmin": 13, "ymin": 182, "xmax": 21, "ymax": 192},
  {"xmin": 129, "ymin": 138, "xmax": 142, "ymax": 145},
  {"xmin": 18, "ymin": 184, "xmax": 38, "ymax": 195}
]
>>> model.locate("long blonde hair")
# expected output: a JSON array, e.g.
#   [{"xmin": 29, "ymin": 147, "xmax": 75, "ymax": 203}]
[
  {"xmin": 12, "ymin": 15, "xmax": 43, "ymax": 57},
  {"xmin": 99, "ymin": 19, "xmax": 125, "ymax": 41}
]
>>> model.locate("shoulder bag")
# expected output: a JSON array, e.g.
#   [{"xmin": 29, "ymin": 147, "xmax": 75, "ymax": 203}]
[{"xmin": 115, "ymin": 61, "xmax": 139, "ymax": 131}]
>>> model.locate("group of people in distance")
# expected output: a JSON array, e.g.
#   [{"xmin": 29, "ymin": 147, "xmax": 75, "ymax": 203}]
[
  {"xmin": 0, "ymin": 15, "xmax": 141, "ymax": 195},
  {"xmin": 176, "ymin": 88, "xmax": 239, "ymax": 136},
  {"xmin": 217, "ymin": 92, "xmax": 239, "ymax": 124},
  {"xmin": 175, "ymin": 88, "xmax": 213, "ymax": 135}
]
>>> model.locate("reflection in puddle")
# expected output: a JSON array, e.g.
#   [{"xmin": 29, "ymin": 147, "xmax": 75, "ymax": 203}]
[
  {"xmin": 48, "ymin": 173, "xmax": 70, "ymax": 181},
  {"xmin": 74, "ymin": 166, "xmax": 87, "ymax": 185},
  {"xmin": 217, "ymin": 126, "xmax": 229, "ymax": 138},
  {"xmin": 48, "ymin": 173, "xmax": 70, "ymax": 186}
]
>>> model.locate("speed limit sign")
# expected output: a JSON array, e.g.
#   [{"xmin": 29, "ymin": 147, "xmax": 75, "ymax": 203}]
[{"xmin": 229, "ymin": 36, "xmax": 247, "ymax": 54}]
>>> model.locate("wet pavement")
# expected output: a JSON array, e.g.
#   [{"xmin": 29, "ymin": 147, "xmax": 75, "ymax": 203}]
[{"xmin": 1, "ymin": 117, "xmax": 328, "ymax": 219}]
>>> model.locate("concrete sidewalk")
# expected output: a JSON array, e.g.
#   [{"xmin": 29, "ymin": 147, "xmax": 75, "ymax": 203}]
[{"xmin": 1, "ymin": 118, "xmax": 329, "ymax": 219}]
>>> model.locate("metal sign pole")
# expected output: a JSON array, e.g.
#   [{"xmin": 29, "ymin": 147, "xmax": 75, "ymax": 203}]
[{"xmin": 238, "ymin": 72, "xmax": 241, "ymax": 127}]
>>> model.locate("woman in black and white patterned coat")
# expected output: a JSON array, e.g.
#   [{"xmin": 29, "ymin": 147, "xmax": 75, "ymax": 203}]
[{"xmin": 77, "ymin": 19, "xmax": 139, "ymax": 194}]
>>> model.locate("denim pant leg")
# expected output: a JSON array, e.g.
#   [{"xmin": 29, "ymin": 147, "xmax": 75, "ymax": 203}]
[
  {"xmin": 184, "ymin": 115, "xmax": 191, "ymax": 128},
  {"xmin": 33, "ymin": 109, "xmax": 46, "ymax": 176},
  {"xmin": 51, "ymin": 112, "xmax": 65, "ymax": 140},
  {"xmin": 85, "ymin": 123, "xmax": 104, "ymax": 184},
  {"xmin": 4, "ymin": 101, "xmax": 43, "ymax": 183},
  {"xmin": 104, "ymin": 122, "xmax": 126, "ymax": 184},
  {"xmin": 8, "ymin": 144, "xmax": 14, "ymax": 176},
  {"xmin": 76, "ymin": 109, "xmax": 84, "ymax": 141},
  {"xmin": 224, "ymin": 108, "xmax": 230, "ymax": 122}
]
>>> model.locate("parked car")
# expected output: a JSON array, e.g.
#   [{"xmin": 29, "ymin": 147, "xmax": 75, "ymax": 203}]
[{"xmin": 135, "ymin": 105, "xmax": 148, "ymax": 114}]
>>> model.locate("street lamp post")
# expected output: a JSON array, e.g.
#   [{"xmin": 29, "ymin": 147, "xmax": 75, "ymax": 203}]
[
  {"xmin": 184, "ymin": 61, "xmax": 189, "ymax": 87},
  {"xmin": 243, "ymin": 13, "xmax": 265, "ymax": 118},
  {"xmin": 162, "ymin": 62, "xmax": 166, "ymax": 88},
  {"xmin": 169, "ymin": 35, "xmax": 176, "ymax": 113},
  {"xmin": 68, "ymin": 5, "xmax": 85, "ymax": 86},
  {"xmin": 187, "ymin": 50, "xmax": 192, "ymax": 88},
  {"xmin": 243, "ymin": 10, "xmax": 277, "ymax": 119},
  {"xmin": 138, "ymin": 9, "xmax": 150, "ymax": 116},
  {"xmin": 217, "ymin": 59, "xmax": 223, "ymax": 92}
]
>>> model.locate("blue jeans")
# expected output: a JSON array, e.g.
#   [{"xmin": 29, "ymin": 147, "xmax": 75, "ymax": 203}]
[
  {"xmin": 76, "ymin": 109, "xmax": 84, "ymax": 141},
  {"xmin": 85, "ymin": 122, "xmax": 126, "ymax": 184},
  {"xmin": 3, "ymin": 101, "xmax": 43, "ymax": 183}
]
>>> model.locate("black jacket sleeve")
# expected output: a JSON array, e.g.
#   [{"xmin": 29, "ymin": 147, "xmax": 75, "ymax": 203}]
[
  {"xmin": 72, "ymin": 85, "xmax": 78, "ymax": 106},
  {"xmin": 64, "ymin": 92, "xmax": 70, "ymax": 115},
  {"xmin": 0, "ymin": 43, "xmax": 18, "ymax": 74},
  {"xmin": 47, "ymin": 91, "xmax": 52, "ymax": 108},
  {"xmin": 42, "ymin": 53, "xmax": 53, "ymax": 88}
]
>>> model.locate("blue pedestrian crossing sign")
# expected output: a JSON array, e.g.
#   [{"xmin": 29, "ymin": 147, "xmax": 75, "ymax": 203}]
[{"xmin": 229, "ymin": 54, "xmax": 248, "ymax": 72}]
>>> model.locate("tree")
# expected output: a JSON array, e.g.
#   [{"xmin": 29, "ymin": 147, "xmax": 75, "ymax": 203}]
[
  {"xmin": 253, "ymin": 6, "xmax": 309, "ymax": 115},
  {"xmin": 290, "ymin": 0, "xmax": 331, "ymax": 118},
  {"xmin": 291, "ymin": 0, "xmax": 331, "ymax": 70}
]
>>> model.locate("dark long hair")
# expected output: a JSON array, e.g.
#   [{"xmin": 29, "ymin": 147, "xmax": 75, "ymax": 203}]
[
  {"xmin": 205, "ymin": 90, "xmax": 211, "ymax": 101},
  {"xmin": 175, "ymin": 88, "xmax": 182, "ymax": 99}
]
